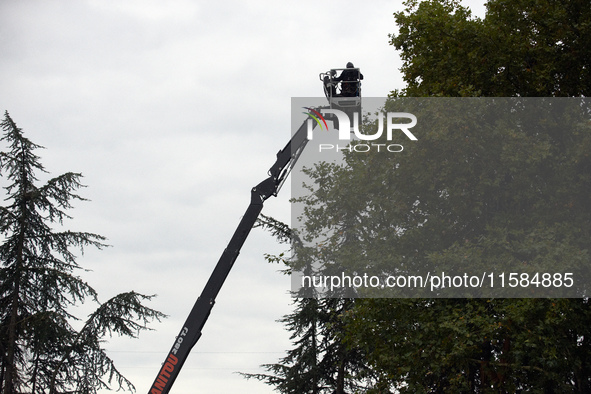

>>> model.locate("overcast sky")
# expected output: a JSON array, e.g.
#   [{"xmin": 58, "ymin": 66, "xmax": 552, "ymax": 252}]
[{"xmin": 0, "ymin": 1, "xmax": 486, "ymax": 393}]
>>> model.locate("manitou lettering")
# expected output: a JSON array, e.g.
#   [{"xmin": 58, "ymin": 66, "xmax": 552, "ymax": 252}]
[{"xmin": 149, "ymin": 354, "xmax": 179, "ymax": 394}]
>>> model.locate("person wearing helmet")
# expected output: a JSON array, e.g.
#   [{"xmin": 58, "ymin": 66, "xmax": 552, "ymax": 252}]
[{"xmin": 336, "ymin": 62, "xmax": 363, "ymax": 97}]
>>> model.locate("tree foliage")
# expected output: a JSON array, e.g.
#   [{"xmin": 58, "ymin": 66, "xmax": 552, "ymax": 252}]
[
  {"xmin": 326, "ymin": 0, "xmax": 590, "ymax": 391},
  {"xmin": 295, "ymin": 96, "xmax": 591, "ymax": 391},
  {"xmin": 0, "ymin": 112, "xmax": 165, "ymax": 394},
  {"xmin": 392, "ymin": 0, "xmax": 591, "ymax": 97},
  {"xmin": 257, "ymin": 0, "xmax": 591, "ymax": 392}
]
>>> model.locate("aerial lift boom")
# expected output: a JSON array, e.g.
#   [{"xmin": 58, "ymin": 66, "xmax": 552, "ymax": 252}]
[
  {"xmin": 149, "ymin": 67, "xmax": 362, "ymax": 394},
  {"xmin": 147, "ymin": 113, "xmax": 313, "ymax": 394}
]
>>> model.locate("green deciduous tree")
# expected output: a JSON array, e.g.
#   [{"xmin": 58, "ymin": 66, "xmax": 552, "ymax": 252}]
[
  {"xmin": 0, "ymin": 112, "xmax": 165, "ymax": 393},
  {"xmin": 296, "ymin": 95, "xmax": 591, "ymax": 391},
  {"xmin": 337, "ymin": 0, "xmax": 590, "ymax": 392},
  {"xmin": 392, "ymin": 0, "xmax": 591, "ymax": 97},
  {"xmin": 268, "ymin": 0, "xmax": 591, "ymax": 392}
]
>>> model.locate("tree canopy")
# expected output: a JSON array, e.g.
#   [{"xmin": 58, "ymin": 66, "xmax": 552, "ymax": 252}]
[
  {"xmin": 255, "ymin": 0, "xmax": 591, "ymax": 392},
  {"xmin": 392, "ymin": 0, "xmax": 591, "ymax": 97}
]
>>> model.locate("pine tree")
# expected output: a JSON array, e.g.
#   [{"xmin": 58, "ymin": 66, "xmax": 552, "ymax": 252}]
[
  {"xmin": 242, "ymin": 215, "xmax": 370, "ymax": 394},
  {"xmin": 0, "ymin": 111, "xmax": 165, "ymax": 393}
]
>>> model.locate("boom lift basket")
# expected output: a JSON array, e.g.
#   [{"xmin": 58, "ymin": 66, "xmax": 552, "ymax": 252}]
[{"xmin": 319, "ymin": 68, "xmax": 362, "ymax": 120}]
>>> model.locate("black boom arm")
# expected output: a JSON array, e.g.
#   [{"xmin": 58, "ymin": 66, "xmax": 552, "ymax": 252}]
[{"xmin": 148, "ymin": 112, "xmax": 315, "ymax": 394}]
